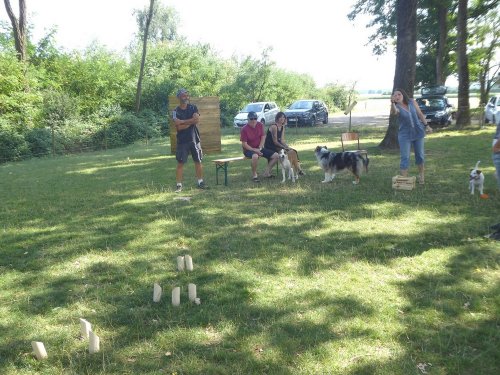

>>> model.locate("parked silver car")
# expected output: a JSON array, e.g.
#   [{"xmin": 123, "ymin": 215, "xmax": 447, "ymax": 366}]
[
  {"xmin": 484, "ymin": 96, "xmax": 500, "ymax": 125},
  {"xmin": 233, "ymin": 101, "xmax": 279, "ymax": 128}
]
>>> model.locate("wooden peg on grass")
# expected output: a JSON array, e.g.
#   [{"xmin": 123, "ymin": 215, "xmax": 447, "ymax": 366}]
[
  {"xmin": 89, "ymin": 331, "xmax": 100, "ymax": 354},
  {"xmin": 79, "ymin": 318, "xmax": 91, "ymax": 339},
  {"xmin": 185, "ymin": 255, "xmax": 193, "ymax": 271},
  {"xmin": 153, "ymin": 283, "xmax": 162, "ymax": 302},
  {"xmin": 31, "ymin": 341, "xmax": 48, "ymax": 360},
  {"xmin": 176, "ymin": 256, "xmax": 185, "ymax": 271},
  {"xmin": 172, "ymin": 287, "xmax": 181, "ymax": 306},
  {"xmin": 188, "ymin": 283, "xmax": 197, "ymax": 302}
]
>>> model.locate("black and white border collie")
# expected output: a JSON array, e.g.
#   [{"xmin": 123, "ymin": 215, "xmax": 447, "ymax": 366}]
[{"xmin": 314, "ymin": 146, "xmax": 369, "ymax": 184}]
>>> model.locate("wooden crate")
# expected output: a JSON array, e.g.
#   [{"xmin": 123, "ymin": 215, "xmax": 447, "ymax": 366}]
[
  {"xmin": 168, "ymin": 96, "xmax": 221, "ymax": 155},
  {"xmin": 392, "ymin": 175, "xmax": 416, "ymax": 190}
]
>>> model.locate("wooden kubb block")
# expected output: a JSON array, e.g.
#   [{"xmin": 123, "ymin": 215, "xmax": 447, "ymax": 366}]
[
  {"xmin": 31, "ymin": 341, "xmax": 48, "ymax": 360},
  {"xmin": 153, "ymin": 283, "xmax": 162, "ymax": 302},
  {"xmin": 392, "ymin": 175, "xmax": 416, "ymax": 190}
]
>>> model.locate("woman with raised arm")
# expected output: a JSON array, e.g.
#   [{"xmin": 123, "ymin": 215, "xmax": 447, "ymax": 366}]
[{"xmin": 391, "ymin": 88, "xmax": 433, "ymax": 184}]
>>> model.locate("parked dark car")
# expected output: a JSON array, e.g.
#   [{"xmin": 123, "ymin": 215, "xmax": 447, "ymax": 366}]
[
  {"xmin": 416, "ymin": 86, "xmax": 454, "ymax": 127},
  {"xmin": 284, "ymin": 100, "xmax": 328, "ymax": 126}
]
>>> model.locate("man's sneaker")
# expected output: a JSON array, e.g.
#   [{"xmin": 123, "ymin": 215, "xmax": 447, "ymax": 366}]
[
  {"xmin": 197, "ymin": 181, "xmax": 207, "ymax": 189},
  {"xmin": 175, "ymin": 184, "xmax": 182, "ymax": 193}
]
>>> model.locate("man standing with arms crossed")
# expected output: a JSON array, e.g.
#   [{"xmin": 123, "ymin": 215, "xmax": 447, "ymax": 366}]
[{"xmin": 172, "ymin": 88, "xmax": 206, "ymax": 192}]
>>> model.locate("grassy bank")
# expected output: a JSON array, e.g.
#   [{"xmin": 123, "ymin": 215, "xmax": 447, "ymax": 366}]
[{"xmin": 1, "ymin": 123, "xmax": 498, "ymax": 374}]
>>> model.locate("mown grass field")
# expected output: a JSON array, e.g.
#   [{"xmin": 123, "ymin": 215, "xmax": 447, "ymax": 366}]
[{"xmin": 1, "ymin": 123, "xmax": 499, "ymax": 375}]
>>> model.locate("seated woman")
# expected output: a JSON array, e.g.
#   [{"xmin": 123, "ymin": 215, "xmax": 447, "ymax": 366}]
[{"xmin": 264, "ymin": 112, "xmax": 304, "ymax": 175}]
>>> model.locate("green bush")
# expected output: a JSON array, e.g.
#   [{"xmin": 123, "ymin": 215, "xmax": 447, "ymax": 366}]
[
  {"xmin": 25, "ymin": 127, "xmax": 52, "ymax": 157},
  {"xmin": 0, "ymin": 122, "xmax": 30, "ymax": 162},
  {"xmin": 137, "ymin": 109, "xmax": 164, "ymax": 138},
  {"xmin": 54, "ymin": 120, "xmax": 98, "ymax": 153},
  {"xmin": 41, "ymin": 90, "xmax": 79, "ymax": 127},
  {"xmin": 106, "ymin": 113, "xmax": 141, "ymax": 147},
  {"xmin": 102, "ymin": 112, "xmax": 161, "ymax": 148}
]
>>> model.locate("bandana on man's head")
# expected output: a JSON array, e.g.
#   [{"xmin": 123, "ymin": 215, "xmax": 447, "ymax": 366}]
[{"xmin": 176, "ymin": 88, "xmax": 188, "ymax": 98}]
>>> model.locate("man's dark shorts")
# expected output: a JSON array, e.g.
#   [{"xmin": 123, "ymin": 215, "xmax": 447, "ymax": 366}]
[
  {"xmin": 176, "ymin": 142, "xmax": 203, "ymax": 163},
  {"xmin": 243, "ymin": 148, "xmax": 276, "ymax": 161}
]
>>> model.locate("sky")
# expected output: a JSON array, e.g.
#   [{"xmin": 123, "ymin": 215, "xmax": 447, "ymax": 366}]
[{"xmin": 1, "ymin": 0, "xmax": 398, "ymax": 90}]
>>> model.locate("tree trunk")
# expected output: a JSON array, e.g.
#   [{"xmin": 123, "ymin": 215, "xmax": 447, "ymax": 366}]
[
  {"xmin": 436, "ymin": 3, "xmax": 447, "ymax": 85},
  {"xmin": 479, "ymin": 72, "xmax": 487, "ymax": 105},
  {"xmin": 135, "ymin": 0, "xmax": 155, "ymax": 113},
  {"xmin": 455, "ymin": 0, "xmax": 470, "ymax": 128},
  {"xmin": 4, "ymin": 0, "xmax": 27, "ymax": 62},
  {"xmin": 479, "ymin": 38, "xmax": 498, "ymax": 105},
  {"xmin": 379, "ymin": 0, "xmax": 417, "ymax": 149}
]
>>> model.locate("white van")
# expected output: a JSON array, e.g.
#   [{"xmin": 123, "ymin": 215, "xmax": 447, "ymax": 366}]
[{"xmin": 233, "ymin": 101, "xmax": 279, "ymax": 128}]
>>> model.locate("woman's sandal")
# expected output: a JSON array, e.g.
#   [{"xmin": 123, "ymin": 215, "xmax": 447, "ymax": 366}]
[
  {"xmin": 252, "ymin": 177, "xmax": 260, "ymax": 183},
  {"xmin": 417, "ymin": 175, "xmax": 425, "ymax": 185}
]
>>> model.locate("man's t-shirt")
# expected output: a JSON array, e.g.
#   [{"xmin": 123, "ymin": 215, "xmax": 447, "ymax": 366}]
[
  {"xmin": 240, "ymin": 122, "xmax": 264, "ymax": 150},
  {"xmin": 174, "ymin": 104, "xmax": 200, "ymax": 144}
]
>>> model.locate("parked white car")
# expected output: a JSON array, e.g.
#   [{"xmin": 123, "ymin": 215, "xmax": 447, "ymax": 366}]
[
  {"xmin": 233, "ymin": 101, "xmax": 279, "ymax": 128},
  {"xmin": 484, "ymin": 96, "xmax": 500, "ymax": 125}
]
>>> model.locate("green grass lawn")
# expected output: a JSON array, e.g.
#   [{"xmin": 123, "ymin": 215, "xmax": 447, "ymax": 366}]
[{"xmin": 1, "ymin": 124, "xmax": 499, "ymax": 375}]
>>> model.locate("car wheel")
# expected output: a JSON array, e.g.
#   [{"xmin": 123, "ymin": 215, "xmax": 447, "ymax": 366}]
[
  {"xmin": 322, "ymin": 113, "xmax": 328, "ymax": 124},
  {"xmin": 309, "ymin": 116, "xmax": 316, "ymax": 126},
  {"xmin": 484, "ymin": 117, "xmax": 490, "ymax": 124},
  {"xmin": 261, "ymin": 119, "xmax": 265, "ymax": 126}
]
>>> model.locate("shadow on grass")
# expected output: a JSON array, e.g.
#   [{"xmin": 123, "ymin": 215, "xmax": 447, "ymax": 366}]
[{"xmin": 1, "ymin": 128, "xmax": 499, "ymax": 373}]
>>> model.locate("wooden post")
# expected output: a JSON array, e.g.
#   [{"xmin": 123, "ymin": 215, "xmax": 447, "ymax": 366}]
[
  {"xmin": 31, "ymin": 341, "xmax": 48, "ymax": 360},
  {"xmin": 51, "ymin": 126, "xmax": 55, "ymax": 157},
  {"xmin": 185, "ymin": 255, "xmax": 193, "ymax": 271},
  {"xmin": 89, "ymin": 331, "xmax": 100, "ymax": 354},
  {"xmin": 188, "ymin": 283, "xmax": 197, "ymax": 302},
  {"xmin": 153, "ymin": 283, "xmax": 162, "ymax": 302},
  {"xmin": 79, "ymin": 318, "xmax": 91, "ymax": 339},
  {"xmin": 172, "ymin": 287, "xmax": 181, "ymax": 306},
  {"xmin": 176, "ymin": 256, "xmax": 185, "ymax": 271}
]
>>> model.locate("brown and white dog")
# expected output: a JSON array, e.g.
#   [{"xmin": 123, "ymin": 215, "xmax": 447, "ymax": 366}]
[
  {"xmin": 279, "ymin": 148, "xmax": 303, "ymax": 183},
  {"xmin": 469, "ymin": 161, "xmax": 484, "ymax": 195}
]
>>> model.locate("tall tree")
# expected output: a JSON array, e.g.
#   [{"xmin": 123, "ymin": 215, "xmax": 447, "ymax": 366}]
[
  {"xmin": 408, "ymin": 0, "xmax": 456, "ymax": 88},
  {"xmin": 135, "ymin": 2, "xmax": 179, "ymax": 44},
  {"xmin": 434, "ymin": 0, "xmax": 452, "ymax": 85},
  {"xmin": 380, "ymin": 0, "xmax": 418, "ymax": 149},
  {"xmin": 3, "ymin": 0, "xmax": 26, "ymax": 62},
  {"xmin": 229, "ymin": 48, "xmax": 275, "ymax": 104},
  {"xmin": 135, "ymin": 0, "xmax": 154, "ymax": 113},
  {"xmin": 455, "ymin": 0, "xmax": 470, "ymax": 127},
  {"xmin": 468, "ymin": 6, "xmax": 499, "ymax": 105},
  {"xmin": 348, "ymin": 0, "xmax": 397, "ymax": 56}
]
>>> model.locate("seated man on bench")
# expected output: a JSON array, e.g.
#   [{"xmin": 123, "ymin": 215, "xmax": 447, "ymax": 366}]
[{"xmin": 240, "ymin": 111, "xmax": 279, "ymax": 182}]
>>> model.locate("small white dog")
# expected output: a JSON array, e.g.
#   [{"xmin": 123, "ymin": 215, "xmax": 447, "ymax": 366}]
[
  {"xmin": 279, "ymin": 149, "xmax": 299, "ymax": 183},
  {"xmin": 469, "ymin": 161, "xmax": 484, "ymax": 195}
]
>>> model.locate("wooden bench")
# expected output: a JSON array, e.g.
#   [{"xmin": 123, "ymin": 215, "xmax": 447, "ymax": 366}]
[
  {"xmin": 213, "ymin": 156, "xmax": 278, "ymax": 186},
  {"xmin": 213, "ymin": 157, "xmax": 248, "ymax": 186}
]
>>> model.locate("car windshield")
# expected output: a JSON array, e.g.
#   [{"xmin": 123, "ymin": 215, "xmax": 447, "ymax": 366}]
[
  {"xmin": 417, "ymin": 98, "xmax": 445, "ymax": 110},
  {"xmin": 289, "ymin": 101, "xmax": 313, "ymax": 110},
  {"xmin": 242, "ymin": 103, "xmax": 264, "ymax": 113}
]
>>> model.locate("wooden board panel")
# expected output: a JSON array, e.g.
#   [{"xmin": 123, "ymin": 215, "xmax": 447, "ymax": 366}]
[{"xmin": 168, "ymin": 96, "xmax": 221, "ymax": 155}]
